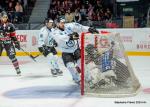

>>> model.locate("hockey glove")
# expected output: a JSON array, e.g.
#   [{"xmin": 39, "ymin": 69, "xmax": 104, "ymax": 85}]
[
  {"xmin": 53, "ymin": 40, "xmax": 58, "ymax": 47},
  {"xmin": 69, "ymin": 32, "xmax": 79, "ymax": 40},
  {"xmin": 38, "ymin": 45, "xmax": 49, "ymax": 57},
  {"xmin": 88, "ymin": 27, "xmax": 99, "ymax": 34},
  {"xmin": 14, "ymin": 41, "xmax": 20, "ymax": 50},
  {"xmin": 11, "ymin": 37, "xmax": 20, "ymax": 50}
]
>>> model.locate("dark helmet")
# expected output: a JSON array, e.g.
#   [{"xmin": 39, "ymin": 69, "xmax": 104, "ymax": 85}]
[
  {"xmin": 55, "ymin": 17, "xmax": 65, "ymax": 25},
  {"xmin": 44, "ymin": 18, "xmax": 53, "ymax": 24},
  {"xmin": 111, "ymin": 41, "xmax": 115, "ymax": 46},
  {"xmin": 0, "ymin": 11, "xmax": 8, "ymax": 19}
]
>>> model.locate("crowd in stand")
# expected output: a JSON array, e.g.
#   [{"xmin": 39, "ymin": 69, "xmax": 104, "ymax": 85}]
[
  {"xmin": 0, "ymin": 0, "xmax": 147, "ymax": 28},
  {"xmin": 0, "ymin": 0, "xmax": 36, "ymax": 23},
  {"xmin": 47, "ymin": 0, "xmax": 113, "ymax": 24}
]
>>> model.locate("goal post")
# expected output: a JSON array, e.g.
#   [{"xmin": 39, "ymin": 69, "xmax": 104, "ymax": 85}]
[{"xmin": 80, "ymin": 32, "xmax": 141, "ymax": 97}]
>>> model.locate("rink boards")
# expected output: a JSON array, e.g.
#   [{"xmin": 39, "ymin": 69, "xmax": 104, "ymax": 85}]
[{"xmin": 1, "ymin": 28, "xmax": 150, "ymax": 56}]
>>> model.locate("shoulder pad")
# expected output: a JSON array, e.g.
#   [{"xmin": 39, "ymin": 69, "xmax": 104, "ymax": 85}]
[{"xmin": 8, "ymin": 23, "xmax": 15, "ymax": 32}]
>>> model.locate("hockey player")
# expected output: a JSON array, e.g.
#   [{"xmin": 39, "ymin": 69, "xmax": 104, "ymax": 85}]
[
  {"xmin": 52, "ymin": 17, "xmax": 98, "ymax": 84},
  {"xmin": 38, "ymin": 18, "xmax": 62, "ymax": 76},
  {"xmin": 0, "ymin": 11, "xmax": 21, "ymax": 75}
]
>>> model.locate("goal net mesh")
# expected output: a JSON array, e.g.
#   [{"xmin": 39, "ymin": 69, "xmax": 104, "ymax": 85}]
[{"xmin": 80, "ymin": 32, "xmax": 141, "ymax": 97}]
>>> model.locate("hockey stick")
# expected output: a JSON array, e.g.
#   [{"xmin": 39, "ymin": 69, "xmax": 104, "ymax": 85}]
[
  {"xmin": 20, "ymin": 48, "xmax": 40, "ymax": 62},
  {"xmin": 76, "ymin": 39, "xmax": 80, "ymax": 49}
]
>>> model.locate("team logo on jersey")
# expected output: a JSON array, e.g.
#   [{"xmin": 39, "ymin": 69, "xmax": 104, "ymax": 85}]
[
  {"xmin": 48, "ymin": 38, "xmax": 55, "ymax": 46},
  {"xmin": 66, "ymin": 40, "xmax": 75, "ymax": 47}
]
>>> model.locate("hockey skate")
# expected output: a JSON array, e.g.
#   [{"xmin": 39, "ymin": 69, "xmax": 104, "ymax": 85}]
[
  {"xmin": 73, "ymin": 75, "xmax": 80, "ymax": 85},
  {"xmin": 73, "ymin": 79, "xmax": 80, "ymax": 85},
  {"xmin": 51, "ymin": 69, "xmax": 57, "ymax": 77},
  {"xmin": 16, "ymin": 69, "xmax": 21, "ymax": 76},
  {"xmin": 56, "ymin": 69, "xmax": 63, "ymax": 76}
]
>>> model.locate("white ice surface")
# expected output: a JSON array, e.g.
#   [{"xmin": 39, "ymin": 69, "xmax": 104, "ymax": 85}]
[{"xmin": 0, "ymin": 56, "xmax": 150, "ymax": 107}]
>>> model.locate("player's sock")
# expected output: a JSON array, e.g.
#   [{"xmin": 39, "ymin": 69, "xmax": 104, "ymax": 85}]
[
  {"xmin": 48, "ymin": 54, "xmax": 62, "ymax": 76},
  {"xmin": 66, "ymin": 62, "xmax": 80, "ymax": 84},
  {"xmin": 11, "ymin": 57, "xmax": 21, "ymax": 75}
]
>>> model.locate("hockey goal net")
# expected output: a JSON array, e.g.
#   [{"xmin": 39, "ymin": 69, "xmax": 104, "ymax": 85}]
[{"xmin": 80, "ymin": 32, "xmax": 141, "ymax": 97}]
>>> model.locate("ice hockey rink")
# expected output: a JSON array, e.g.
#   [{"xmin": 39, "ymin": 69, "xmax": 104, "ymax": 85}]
[{"xmin": 0, "ymin": 56, "xmax": 150, "ymax": 107}]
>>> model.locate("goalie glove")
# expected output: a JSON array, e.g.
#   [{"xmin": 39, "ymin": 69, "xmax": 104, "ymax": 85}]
[
  {"xmin": 38, "ymin": 45, "xmax": 49, "ymax": 57},
  {"xmin": 69, "ymin": 32, "xmax": 79, "ymax": 40},
  {"xmin": 88, "ymin": 27, "xmax": 99, "ymax": 34}
]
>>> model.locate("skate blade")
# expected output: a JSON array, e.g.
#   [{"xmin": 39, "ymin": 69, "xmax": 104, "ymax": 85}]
[
  {"xmin": 17, "ymin": 74, "xmax": 21, "ymax": 76},
  {"xmin": 52, "ymin": 74, "xmax": 57, "ymax": 77},
  {"xmin": 57, "ymin": 74, "xmax": 63, "ymax": 76}
]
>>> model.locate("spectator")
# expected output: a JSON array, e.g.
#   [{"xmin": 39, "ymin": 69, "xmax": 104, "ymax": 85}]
[
  {"xmin": 6, "ymin": 2, "xmax": 15, "ymax": 22},
  {"xmin": 103, "ymin": 9, "xmax": 112, "ymax": 21},
  {"xmin": 73, "ymin": 0, "xmax": 81, "ymax": 10},
  {"xmin": 92, "ymin": 11, "xmax": 98, "ymax": 21},
  {"xmin": 97, "ymin": 11, "xmax": 102, "ymax": 21},
  {"xmin": 0, "ymin": 0, "xmax": 36, "ymax": 24},
  {"xmin": 15, "ymin": 2, "xmax": 23, "ymax": 13},
  {"xmin": 87, "ymin": 3, "xmax": 94, "ymax": 20},
  {"xmin": 22, "ymin": 0, "xmax": 28, "ymax": 9},
  {"xmin": 80, "ymin": 5, "xmax": 87, "ymax": 20},
  {"xmin": 68, "ymin": 1, "xmax": 73, "ymax": 10},
  {"xmin": 62, "ymin": 0, "xmax": 69, "ymax": 11},
  {"xmin": 86, "ymin": 15, "xmax": 93, "ymax": 27},
  {"xmin": 74, "ymin": 9, "xmax": 81, "ymax": 23},
  {"xmin": 15, "ymin": 2, "xmax": 23, "ymax": 23},
  {"xmin": 138, "ymin": 14, "xmax": 146, "ymax": 27},
  {"xmin": 94, "ymin": 0, "xmax": 103, "ymax": 12},
  {"xmin": 48, "ymin": 0, "xmax": 113, "ymax": 23},
  {"xmin": 10, "ymin": 0, "xmax": 17, "ymax": 8},
  {"xmin": 65, "ymin": 8, "xmax": 74, "ymax": 23},
  {"xmin": 0, "ymin": 5, "xmax": 3, "ymax": 13},
  {"xmin": 106, "ymin": 8, "xmax": 112, "ymax": 19},
  {"xmin": 47, "ymin": 8, "xmax": 58, "ymax": 20}
]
